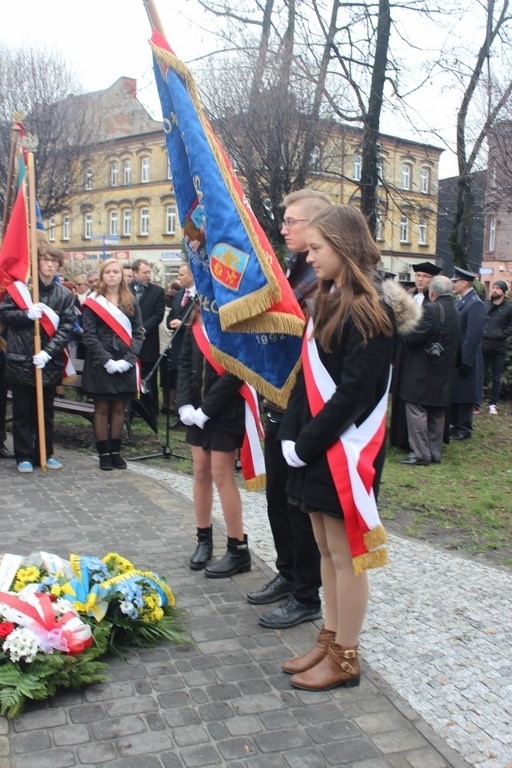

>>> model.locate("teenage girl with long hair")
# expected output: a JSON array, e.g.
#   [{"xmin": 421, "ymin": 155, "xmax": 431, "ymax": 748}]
[
  {"xmin": 82, "ymin": 259, "xmax": 144, "ymax": 470},
  {"xmin": 279, "ymin": 205, "xmax": 420, "ymax": 690}
]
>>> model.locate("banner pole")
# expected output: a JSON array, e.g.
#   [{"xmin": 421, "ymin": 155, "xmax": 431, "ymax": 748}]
[
  {"xmin": 1, "ymin": 121, "xmax": 23, "ymax": 244},
  {"xmin": 27, "ymin": 152, "xmax": 47, "ymax": 473},
  {"xmin": 142, "ymin": 0, "xmax": 166, "ymax": 34}
]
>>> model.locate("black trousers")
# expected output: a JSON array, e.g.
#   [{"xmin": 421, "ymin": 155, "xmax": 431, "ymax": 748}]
[
  {"xmin": 264, "ymin": 417, "xmax": 321, "ymax": 608},
  {"xmin": 450, "ymin": 402, "xmax": 473, "ymax": 437},
  {"xmin": 0, "ymin": 356, "xmax": 7, "ymax": 445},
  {"xmin": 12, "ymin": 383, "xmax": 56, "ymax": 463}
]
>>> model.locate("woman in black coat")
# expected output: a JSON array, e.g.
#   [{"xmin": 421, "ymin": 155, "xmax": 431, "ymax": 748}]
[
  {"xmin": 82, "ymin": 259, "xmax": 144, "ymax": 470},
  {"xmin": 279, "ymin": 205, "xmax": 420, "ymax": 692},
  {"xmin": 176, "ymin": 307, "xmax": 250, "ymax": 579}
]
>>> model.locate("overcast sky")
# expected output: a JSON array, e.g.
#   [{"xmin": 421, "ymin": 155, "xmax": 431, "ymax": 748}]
[{"xmin": 1, "ymin": 0, "xmax": 468, "ymax": 179}]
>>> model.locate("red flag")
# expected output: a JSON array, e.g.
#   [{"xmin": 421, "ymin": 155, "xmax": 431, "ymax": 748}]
[{"xmin": 0, "ymin": 186, "xmax": 30, "ymax": 295}]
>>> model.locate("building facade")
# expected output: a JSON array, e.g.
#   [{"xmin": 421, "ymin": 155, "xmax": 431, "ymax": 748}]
[
  {"xmin": 48, "ymin": 78, "xmax": 443, "ymax": 285},
  {"xmin": 481, "ymin": 121, "xmax": 512, "ymax": 293}
]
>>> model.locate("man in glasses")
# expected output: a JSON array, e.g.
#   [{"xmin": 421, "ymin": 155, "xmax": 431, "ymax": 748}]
[
  {"xmin": 247, "ymin": 188, "xmax": 333, "ymax": 629},
  {"xmin": 0, "ymin": 240, "xmax": 75, "ymax": 472}
]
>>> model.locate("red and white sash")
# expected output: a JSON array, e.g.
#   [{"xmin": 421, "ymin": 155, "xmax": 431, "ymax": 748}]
[
  {"xmin": 302, "ymin": 317, "xmax": 389, "ymax": 574},
  {"xmin": 7, "ymin": 280, "xmax": 76, "ymax": 379},
  {"xmin": 84, "ymin": 293, "xmax": 141, "ymax": 391},
  {"xmin": 191, "ymin": 320, "xmax": 266, "ymax": 490}
]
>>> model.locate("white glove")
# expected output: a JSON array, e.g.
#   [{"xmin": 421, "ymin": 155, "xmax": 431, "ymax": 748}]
[
  {"xmin": 104, "ymin": 359, "xmax": 118, "ymax": 375},
  {"xmin": 178, "ymin": 404, "xmax": 197, "ymax": 426},
  {"xmin": 27, "ymin": 303, "xmax": 44, "ymax": 320},
  {"xmin": 193, "ymin": 407, "xmax": 210, "ymax": 429},
  {"xmin": 281, "ymin": 439, "xmax": 307, "ymax": 468},
  {"xmin": 116, "ymin": 360, "xmax": 131, "ymax": 373},
  {"xmin": 33, "ymin": 350, "xmax": 51, "ymax": 369}
]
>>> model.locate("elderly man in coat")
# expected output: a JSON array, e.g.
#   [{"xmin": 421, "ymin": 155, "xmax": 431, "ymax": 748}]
[
  {"xmin": 398, "ymin": 275, "xmax": 461, "ymax": 465},
  {"xmin": 450, "ymin": 267, "xmax": 486, "ymax": 440}
]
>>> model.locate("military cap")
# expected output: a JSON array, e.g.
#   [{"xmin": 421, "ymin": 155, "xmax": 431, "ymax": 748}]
[
  {"xmin": 451, "ymin": 266, "xmax": 476, "ymax": 282},
  {"xmin": 412, "ymin": 261, "xmax": 442, "ymax": 276}
]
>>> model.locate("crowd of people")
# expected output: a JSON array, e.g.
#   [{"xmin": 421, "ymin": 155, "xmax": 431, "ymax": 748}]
[{"xmin": 0, "ymin": 191, "xmax": 511, "ymax": 693}]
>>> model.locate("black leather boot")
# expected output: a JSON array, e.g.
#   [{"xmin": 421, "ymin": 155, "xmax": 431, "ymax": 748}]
[
  {"xmin": 204, "ymin": 535, "xmax": 251, "ymax": 579},
  {"xmin": 189, "ymin": 526, "xmax": 213, "ymax": 570},
  {"xmin": 96, "ymin": 440, "xmax": 112, "ymax": 471},
  {"xmin": 110, "ymin": 438, "xmax": 127, "ymax": 469}
]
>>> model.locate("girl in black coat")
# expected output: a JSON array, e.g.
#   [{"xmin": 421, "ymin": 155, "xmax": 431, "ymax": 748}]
[
  {"xmin": 279, "ymin": 205, "xmax": 420, "ymax": 691},
  {"xmin": 176, "ymin": 307, "xmax": 250, "ymax": 578},
  {"xmin": 82, "ymin": 259, "xmax": 144, "ymax": 469}
]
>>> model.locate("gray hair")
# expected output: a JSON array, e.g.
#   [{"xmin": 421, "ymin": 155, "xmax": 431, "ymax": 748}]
[{"xmin": 429, "ymin": 275, "xmax": 453, "ymax": 298}]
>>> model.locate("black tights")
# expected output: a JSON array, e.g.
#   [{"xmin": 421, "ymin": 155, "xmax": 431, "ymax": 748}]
[{"xmin": 94, "ymin": 399, "xmax": 126, "ymax": 441}]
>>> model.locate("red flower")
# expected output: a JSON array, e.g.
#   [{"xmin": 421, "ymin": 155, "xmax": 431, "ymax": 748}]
[{"xmin": 0, "ymin": 622, "xmax": 15, "ymax": 638}]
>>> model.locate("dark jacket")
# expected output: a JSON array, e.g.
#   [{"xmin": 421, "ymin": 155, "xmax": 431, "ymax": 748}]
[
  {"xmin": 279, "ymin": 280, "xmax": 421, "ymax": 515},
  {"xmin": 0, "ymin": 279, "xmax": 75, "ymax": 387},
  {"xmin": 81, "ymin": 300, "xmax": 144, "ymax": 396},
  {"xmin": 451, "ymin": 288, "xmax": 486, "ymax": 404},
  {"xmin": 130, "ymin": 281, "xmax": 165, "ymax": 362},
  {"xmin": 176, "ymin": 322, "xmax": 245, "ymax": 435},
  {"xmin": 482, "ymin": 299, "xmax": 512, "ymax": 354},
  {"xmin": 399, "ymin": 295, "xmax": 461, "ymax": 407},
  {"xmin": 165, "ymin": 288, "xmax": 195, "ymax": 370}
]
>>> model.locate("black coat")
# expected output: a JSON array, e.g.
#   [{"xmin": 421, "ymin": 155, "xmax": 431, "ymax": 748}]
[
  {"xmin": 279, "ymin": 281, "xmax": 420, "ymax": 516},
  {"xmin": 0, "ymin": 279, "xmax": 75, "ymax": 387},
  {"xmin": 399, "ymin": 296, "xmax": 461, "ymax": 407},
  {"xmin": 451, "ymin": 288, "xmax": 486, "ymax": 404},
  {"xmin": 165, "ymin": 288, "xmax": 195, "ymax": 371},
  {"xmin": 482, "ymin": 299, "xmax": 512, "ymax": 354},
  {"xmin": 130, "ymin": 281, "xmax": 165, "ymax": 363},
  {"xmin": 176, "ymin": 323, "xmax": 245, "ymax": 435},
  {"xmin": 81, "ymin": 301, "xmax": 144, "ymax": 396}
]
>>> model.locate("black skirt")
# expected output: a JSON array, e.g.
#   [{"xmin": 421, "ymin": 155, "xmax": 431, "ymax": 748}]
[{"xmin": 186, "ymin": 424, "xmax": 243, "ymax": 452}]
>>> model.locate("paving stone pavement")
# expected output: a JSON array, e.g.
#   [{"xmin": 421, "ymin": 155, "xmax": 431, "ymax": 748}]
[{"xmin": 0, "ymin": 447, "xmax": 505, "ymax": 768}]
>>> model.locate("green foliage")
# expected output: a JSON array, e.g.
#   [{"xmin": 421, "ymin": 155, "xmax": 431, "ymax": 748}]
[{"xmin": 106, "ymin": 607, "xmax": 190, "ymax": 653}]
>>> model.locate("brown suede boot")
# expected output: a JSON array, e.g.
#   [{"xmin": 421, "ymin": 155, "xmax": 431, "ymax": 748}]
[
  {"xmin": 290, "ymin": 640, "xmax": 360, "ymax": 690},
  {"xmin": 282, "ymin": 626, "xmax": 336, "ymax": 675}
]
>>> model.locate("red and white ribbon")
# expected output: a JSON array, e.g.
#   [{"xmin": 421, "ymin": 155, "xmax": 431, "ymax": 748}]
[{"xmin": 302, "ymin": 317, "xmax": 389, "ymax": 574}]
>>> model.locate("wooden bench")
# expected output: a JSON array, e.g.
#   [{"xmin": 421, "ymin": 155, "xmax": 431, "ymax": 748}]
[{"xmin": 6, "ymin": 358, "xmax": 135, "ymax": 443}]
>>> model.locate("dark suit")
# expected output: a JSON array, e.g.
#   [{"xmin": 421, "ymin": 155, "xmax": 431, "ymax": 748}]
[
  {"xmin": 130, "ymin": 280, "xmax": 165, "ymax": 407},
  {"xmin": 450, "ymin": 288, "xmax": 486, "ymax": 437},
  {"xmin": 399, "ymin": 296, "xmax": 460, "ymax": 461},
  {"xmin": 166, "ymin": 288, "xmax": 195, "ymax": 372}
]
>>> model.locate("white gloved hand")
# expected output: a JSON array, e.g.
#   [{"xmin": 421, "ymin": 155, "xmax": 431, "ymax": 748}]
[
  {"xmin": 27, "ymin": 303, "xmax": 44, "ymax": 320},
  {"xmin": 33, "ymin": 350, "xmax": 51, "ymax": 369},
  {"xmin": 178, "ymin": 404, "xmax": 197, "ymax": 426},
  {"xmin": 193, "ymin": 407, "xmax": 210, "ymax": 429},
  {"xmin": 104, "ymin": 359, "xmax": 118, "ymax": 375},
  {"xmin": 116, "ymin": 360, "xmax": 131, "ymax": 373},
  {"xmin": 281, "ymin": 439, "xmax": 307, "ymax": 468}
]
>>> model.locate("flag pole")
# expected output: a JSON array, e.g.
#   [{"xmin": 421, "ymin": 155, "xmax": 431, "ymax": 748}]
[
  {"xmin": 27, "ymin": 152, "xmax": 47, "ymax": 473},
  {"xmin": 1, "ymin": 121, "xmax": 23, "ymax": 243},
  {"xmin": 142, "ymin": 0, "xmax": 165, "ymax": 34}
]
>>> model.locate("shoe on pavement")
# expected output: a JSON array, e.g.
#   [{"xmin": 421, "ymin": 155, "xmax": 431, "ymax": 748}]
[
  {"xmin": 247, "ymin": 573, "xmax": 293, "ymax": 605},
  {"xmin": 0, "ymin": 444, "xmax": 15, "ymax": 459},
  {"xmin": 17, "ymin": 461, "xmax": 34, "ymax": 473},
  {"xmin": 258, "ymin": 594, "xmax": 322, "ymax": 629},
  {"xmin": 488, "ymin": 404, "xmax": 498, "ymax": 415},
  {"xmin": 46, "ymin": 457, "xmax": 63, "ymax": 470}
]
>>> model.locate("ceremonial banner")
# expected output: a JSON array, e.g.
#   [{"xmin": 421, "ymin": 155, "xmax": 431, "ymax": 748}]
[{"xmin": 150, "ymin": 30, "xmax": 304, "ymax": 408}]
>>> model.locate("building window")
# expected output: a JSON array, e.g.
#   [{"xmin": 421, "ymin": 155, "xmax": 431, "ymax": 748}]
[
  {"xmin": 165, "ymin": 205, "xmax": 177, "ymax": 235},
  {"xmin": 418, "ymin": 216, "xmax": 427, "ymax": 245},
  {"xmin": 375, "ymin": 213, "xmax": 384, "ymax": 241},
  {"xmin": 109, "ymin": 210, "xmax": 119, "ymax": 237},
  {"xmin": 62, "ymin": 215, "xmax": 71, "ymax": 241},
  {"xmin": 110, "ymin": 161, "xmax": 119, "ymax": 187},
  {"xmin": 310, "ymin": 146, "xmax": 321, "ymax": 172},
  {"xmin": 400, "ymin": 215, "xmax": 409, "ymax": 243},
  {"xmin": 123, "ymin": 159, "xmax": 131, "ymax": 185},
  {"xmin": 48, "ymin": 217, "xmax": 56, "ymax": 242},
  {"xmin": 122, "ymin": 208, "xmax": 132, "ymax": 237},
  {"xmin": 352, "ymin": 154, "xmax": 362, "ymax": 182},
  {"xmin": 85, "ymin": 167, "xmax": 93, "ymax": 191},
  {"xmin": 140, "ymin": 207, "xmax": 149, "ymax": 235},
  {"xmin": 420, "ymin": 167, "xmax": 430, "ymax": 194},
  {"xmin": 141, "ymin": 157, "xmax": 150, "ymax": 183},
  {"xmin": 167, "ymin": 162, "xmax": 173, "ymax": 181},
  {"xmin": 488, "ymin": 216, "xmax": 496, "ymax": 251},
  {"xmin": 83, "ymin": 213, "xmax": 91, "ymax": 240},
  {"xmin": 376, "ymin": 158, "xmax": 384, "ymax": 186},
  {"xmin": 401, "ymin": 163, "xmax": 412, "ymax": 190}
]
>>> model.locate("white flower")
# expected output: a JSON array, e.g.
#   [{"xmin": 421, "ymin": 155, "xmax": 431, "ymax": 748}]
[
  {"xmin": 120, "ymin": 600, "xmax": 137, "ymax": 617},
  {"xmin": 53, "ymin": 598, "xmax": 77, "ymax": 617},
  {"xmin": 3, "ymin": 627, "xmax": 41, "ymax": 663}
]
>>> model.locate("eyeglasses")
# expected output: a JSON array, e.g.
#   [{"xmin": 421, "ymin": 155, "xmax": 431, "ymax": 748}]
[{"xmin": 281, "ymin": 217, "xmax": 308, "ymax": 229}]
